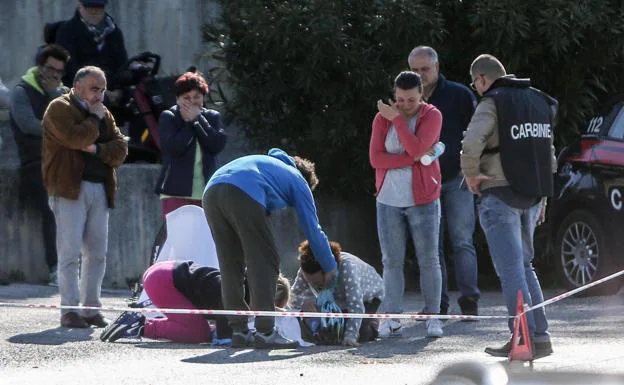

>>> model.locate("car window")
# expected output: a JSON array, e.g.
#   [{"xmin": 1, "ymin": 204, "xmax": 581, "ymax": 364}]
[{"xmin": 607, "ymin": 106, "xmax": 624, "ymax": 140}]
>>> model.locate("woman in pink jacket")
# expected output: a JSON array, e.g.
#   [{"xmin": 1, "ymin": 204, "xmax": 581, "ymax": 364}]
[{"xmin": 369, "ymin": 71, "xmax": 444, "ymax": 338}]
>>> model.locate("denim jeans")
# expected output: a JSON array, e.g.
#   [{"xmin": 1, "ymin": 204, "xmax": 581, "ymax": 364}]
[
  {"xmin": 439, "ymin": 174, "xmax": 480, "ymax": 309},
  {"xmin": 377, "ymin": 199, "xmax": 441, "ymax": 314},
  {"xmin": 478, "ymin": 194, "xmax": 550, "ymax": 342}
]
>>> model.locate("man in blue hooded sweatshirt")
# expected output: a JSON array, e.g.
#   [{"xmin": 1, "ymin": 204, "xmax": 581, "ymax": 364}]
[{"xmin": 203, "ymin": 148, "xmax": 337, "ymax": 348}]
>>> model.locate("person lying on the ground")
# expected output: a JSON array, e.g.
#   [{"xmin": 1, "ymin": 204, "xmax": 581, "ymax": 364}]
[
  {"xmin": 99, "ymin": 260, "xmax": 290, "ymax": 344},
  {"xmin": 290, "ymin": 240, "xmax": 384, "ymax": 347}
]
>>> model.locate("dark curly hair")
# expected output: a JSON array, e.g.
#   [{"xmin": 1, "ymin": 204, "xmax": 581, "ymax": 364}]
[
  {"xmin": 36, "ymin": 44, "xmax": 70, "ymax": 67},
  {"xmin": 293, "ymin": 156, "xmax": 319, "ymax": 191},
  {"xmin": 298, "ymin": 240, "xmax": 342, "ymax": 274},
  {"xmin": 174, "ymin": 71, "xmax": 209, "ymax": 96}
]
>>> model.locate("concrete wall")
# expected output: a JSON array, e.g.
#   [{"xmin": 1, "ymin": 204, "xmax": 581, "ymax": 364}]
[
  {"xmin": 0, "ymin": 112, "xmax": 381, "ymax": 287},
  {"xmin": 0, "ymin": 0, "xmax": 221, "ymax": 86},
  {"xmin": 0, "ymin": 0, "xmax": 384, "ymax": 288}
]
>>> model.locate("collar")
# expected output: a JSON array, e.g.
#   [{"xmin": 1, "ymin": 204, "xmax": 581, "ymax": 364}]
[
  {"xmin": 486, "ymin": 74, "xmax": 531, "ymax": 93},
  {"xmin": 427, "ymin": 74, "xmax": 447, "ymax": 101},
  {"xmin": 69, "ymin": 89, "xmax": 90, "ymax": 112}
]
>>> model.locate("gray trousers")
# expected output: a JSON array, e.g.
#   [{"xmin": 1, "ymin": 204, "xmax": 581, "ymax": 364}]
[
  {"xmin": 49, "ymin": 181, "xmax": 109, "ymax": 317},
  {"xmin": 203, "ymin": 183, "xmax": 280, "ymax": 334}
]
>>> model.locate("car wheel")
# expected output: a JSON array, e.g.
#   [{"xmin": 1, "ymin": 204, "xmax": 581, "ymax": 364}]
[{"xmin": 555, "ymin": 210, "xmax": 620, "ymax": 295}]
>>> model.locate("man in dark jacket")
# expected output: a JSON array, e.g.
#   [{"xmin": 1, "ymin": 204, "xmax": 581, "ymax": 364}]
[
  {"xmin": 9, "ymin": 44, "xmax": 70, "ymax": 285},
  {"xmin": 55, "ymin": 0, "xmax": 128, "ymax": 105},
  {"xmin": 408, "ymin": 46, "xmax": 481, "ymax": 316},
  {"xmin": 461, "ymin": 54, "xmax": 556, "ymax": 359}
]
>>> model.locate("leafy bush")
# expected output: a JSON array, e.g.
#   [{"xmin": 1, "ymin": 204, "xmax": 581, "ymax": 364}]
[
  {"xmin": 203, "ymin": 0, "xmax": 624, "ymax": 197},
  {"xmin": 203, "ymin": 0, "xmax": 445, "ymax": 196}
]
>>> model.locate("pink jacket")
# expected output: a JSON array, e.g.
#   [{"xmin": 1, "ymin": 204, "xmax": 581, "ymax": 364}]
[{"xmin": 369, "ymin": 103, "xmax": 442, "ymax": 205}]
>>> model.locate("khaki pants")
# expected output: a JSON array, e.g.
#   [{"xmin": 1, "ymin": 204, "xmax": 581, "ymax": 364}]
[{"xmin": 49, "ymin": 181, "xmax": 109, "ymax": 317}]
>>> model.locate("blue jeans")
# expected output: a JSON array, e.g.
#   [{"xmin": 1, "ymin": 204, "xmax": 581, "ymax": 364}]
[
  {"xmin": 478, "ymin": 194, "xmax": 550, "ymax": 342},
  {"xmin": 377, "ymin": 200, "xmax": 441, "ymax": 314},
  {"xmin": 439, "ymin": 174, "xmax": 480, "ymax": 309}
]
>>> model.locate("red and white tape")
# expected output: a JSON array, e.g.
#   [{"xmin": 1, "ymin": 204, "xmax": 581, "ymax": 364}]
[
  {"xmin": 0, "ymin": 302, "xmax": 506, "ymax": 320},
  {"xmin": 520, "ymin": 268, "xmax": 624, "ymax": 316},
  {"xmin": 1, "ymin": 268, "xmax": 622, "ymax": 321}
]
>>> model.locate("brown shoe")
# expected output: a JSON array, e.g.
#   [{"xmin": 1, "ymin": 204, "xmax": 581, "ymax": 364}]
[
  {"xmin": 60, "ymin": 312, "xmax": 89, "ymax": 328},
  {"xmin": 83, "ymin": 313, "xmax": 110, "ymax": 328}
]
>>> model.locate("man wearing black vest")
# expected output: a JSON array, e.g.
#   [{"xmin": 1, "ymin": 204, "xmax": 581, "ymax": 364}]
[
  {"xmin": 461, "ymin": 54, "xmax": 557, "ymax": 359},
  {"xmin": 9, "ymin": 44, "xmax": 70, "ymax": 285}
]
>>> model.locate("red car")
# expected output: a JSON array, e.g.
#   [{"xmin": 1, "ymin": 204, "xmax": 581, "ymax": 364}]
[{"xmin": 549, "ymin": 94, "xmax": 624, "ymax": 295}]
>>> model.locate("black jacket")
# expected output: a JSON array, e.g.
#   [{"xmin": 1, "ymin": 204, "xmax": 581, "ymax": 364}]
[
  {"xmin": 155, "ymin": 106, "xmax": 227, "ymax": 196},
  {"xmin": 171, "ymin": 261, "xmax": 231, "ymax": 339},
  {"xmin": 427, "ymin": 74, "xmax": 477, "ymax": 182},
  {"xmin": 55, "ymin": 10, "xmax": 128, "ymax": 90}
]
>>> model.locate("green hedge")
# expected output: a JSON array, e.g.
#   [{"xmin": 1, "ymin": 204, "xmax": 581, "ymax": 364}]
[{"xmin": 204, "ymin": 0, "xmax": 624, "ymax": 198}]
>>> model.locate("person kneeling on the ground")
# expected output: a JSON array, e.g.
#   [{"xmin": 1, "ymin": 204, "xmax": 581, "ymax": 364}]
[
  {"xmin": 99, "ymin": 260, "xmax": 290, "ymax": 344},
  {"xmin": 291, "ymin": 240, "xmax": 384, "ymax": 347}
]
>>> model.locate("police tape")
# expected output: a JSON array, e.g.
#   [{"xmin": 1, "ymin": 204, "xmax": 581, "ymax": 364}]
[
  {"xmin": 0, "ymin": 268, "xmax": 622, "ymax": 321},
  {"xmin": 520, "ymin": 268, "xmax": 624, "ymax": 316},
  {"xmin": 0, "ymin": 302, "xmax": 507, "ymax": 320}
]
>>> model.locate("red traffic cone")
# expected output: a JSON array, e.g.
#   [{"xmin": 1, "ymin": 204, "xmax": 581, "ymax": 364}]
[{"xmin": 509, "ymin": 290, "xmax": 533, "ymax": 362}]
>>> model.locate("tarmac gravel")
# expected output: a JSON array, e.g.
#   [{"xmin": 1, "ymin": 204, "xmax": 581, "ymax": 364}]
[{"xmin": 1, "ymin": 283, "xmax": 623, "ymax": 384}]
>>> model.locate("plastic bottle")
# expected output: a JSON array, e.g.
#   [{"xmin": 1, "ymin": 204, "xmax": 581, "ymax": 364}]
[{"xmin": 420, "ymin": 142, "xmax": 446, "ymax": 165}]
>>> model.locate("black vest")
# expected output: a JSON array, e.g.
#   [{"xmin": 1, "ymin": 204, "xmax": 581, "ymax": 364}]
[
  {"xmin": 484, "ymin": 77, "xmax": 555, "ymax": 197},
  {"xmin": 9, "ymin": 80, "xmax": 62, "ymax": 166}
]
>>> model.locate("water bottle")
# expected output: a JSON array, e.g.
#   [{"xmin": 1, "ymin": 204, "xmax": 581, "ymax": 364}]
[{"xmin": 420, "ymin": 142, "xmax": 446, "ymax": 165}]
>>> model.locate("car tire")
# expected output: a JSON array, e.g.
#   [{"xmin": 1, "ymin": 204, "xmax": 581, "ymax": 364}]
[{"xmin": 555, "ymin": 210, "xmax": 621, "ymax": 296}]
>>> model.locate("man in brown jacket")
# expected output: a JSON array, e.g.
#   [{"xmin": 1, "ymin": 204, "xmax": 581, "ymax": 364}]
[{"xmin": 42, "ymin": 65, "xmax": 127, "ymax": 328}]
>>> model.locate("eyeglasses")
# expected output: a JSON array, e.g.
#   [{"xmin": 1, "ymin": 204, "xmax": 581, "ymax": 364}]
[{"xmin": 43, "ymin": 65, "xmax": 65, "ymax": 76}]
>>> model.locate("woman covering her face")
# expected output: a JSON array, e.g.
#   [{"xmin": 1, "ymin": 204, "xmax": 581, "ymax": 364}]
[
  {"xmin": 155, "ymin": 71, "xmax": 227, "ymax": 216},
  {"xmin": 369, "ymin": 71, "xmax": 444, "ymax": 339}
]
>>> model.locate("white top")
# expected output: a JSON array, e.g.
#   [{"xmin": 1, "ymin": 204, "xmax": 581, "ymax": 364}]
[{"xmin": 376, "ymin": 115, "xmax": 418, "ymax": 207}]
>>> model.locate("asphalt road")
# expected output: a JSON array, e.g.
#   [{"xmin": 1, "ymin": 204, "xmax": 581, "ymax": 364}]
[{"xmin": 1, "ymin": 283, "xmax": 623, "ymax": 385}]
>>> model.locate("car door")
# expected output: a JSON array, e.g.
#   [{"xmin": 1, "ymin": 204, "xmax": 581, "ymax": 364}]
[{"xmin": 588, "ymin": 101, "xmax": 624, "ymax": 262}]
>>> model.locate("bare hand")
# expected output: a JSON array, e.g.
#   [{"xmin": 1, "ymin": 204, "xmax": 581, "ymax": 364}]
[
  {"xmin": 465, "ymin": 174, "xmax": 494, "ymax": 195},
  {"xmin": 39, "ymin": 73, "xmax": 59, "ymax": 94},
  {"xmin": 322, "ymin": 268, "xmax": 337, "ymax": 288},
  {"xmin": 377, "ymin": 99, "xmax": 400, "ymax": 121},
  {"xmin": 180, "ymin": 101, "xmax": 201, "ymax": 122},
  {"xmin": 89, "ymin": 102, "xmax": 106, "ymax": 119},
  {"xmin": 82, "ymin": 144, "xmax": 97, "ymax": 154}
]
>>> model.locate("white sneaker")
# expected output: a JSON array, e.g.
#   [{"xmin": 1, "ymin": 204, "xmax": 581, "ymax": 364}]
[
  {"xmin": 426, "ymin": 319, "xmax": 443, "ymax": 338},
  {"xmin": 378, "ymin": 319, "xmax": 402, "ymax": 338}
]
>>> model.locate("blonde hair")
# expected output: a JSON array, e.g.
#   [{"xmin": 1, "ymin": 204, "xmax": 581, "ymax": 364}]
[{"xmin": 275, "ymin": 274, "xmax": 291, "ymax": 309}]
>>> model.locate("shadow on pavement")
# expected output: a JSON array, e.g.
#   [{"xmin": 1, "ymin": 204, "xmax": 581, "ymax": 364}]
[
  {"xmin": 181, "ymin": 347, "xmax": 307, "ymax": 364},
  {"xmin": 8, "ymin": 327, "xmax": 95, "ymax": 345}
]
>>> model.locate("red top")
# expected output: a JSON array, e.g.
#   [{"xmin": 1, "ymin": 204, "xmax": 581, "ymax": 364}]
[{"xmin": 369, "ymin": 103, "xmax": 443, "ymax": 205}]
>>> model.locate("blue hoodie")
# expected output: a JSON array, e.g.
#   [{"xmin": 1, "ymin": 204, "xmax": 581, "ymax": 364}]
[{"xmin": 205, "ymin": 148, "xmax": 337, "ymax": 272}]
